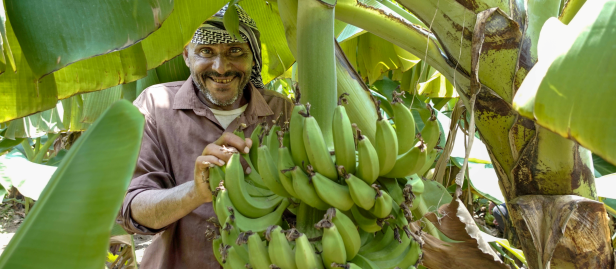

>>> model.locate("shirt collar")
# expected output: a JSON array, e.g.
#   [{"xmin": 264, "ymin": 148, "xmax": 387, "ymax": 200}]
[{"xmin": 172, "ymin": 76, "xmax": 274, "ymax": 125}]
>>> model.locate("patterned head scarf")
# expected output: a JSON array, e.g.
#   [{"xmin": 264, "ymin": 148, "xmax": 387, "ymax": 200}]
[{"xmin": 191, "ymin": 4, "xmax": 265, "ymax": 89}]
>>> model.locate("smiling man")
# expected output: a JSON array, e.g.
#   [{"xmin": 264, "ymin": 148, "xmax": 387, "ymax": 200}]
[{"xmin": 117, "ymin": 5, "xmax": 293, "ymax": 268}]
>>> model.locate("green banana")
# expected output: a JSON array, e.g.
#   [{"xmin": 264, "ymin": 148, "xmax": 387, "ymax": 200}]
[
  {"xmin": 215, "ymin": 188, "xmax": 290, "ymax": 234},
  {"xmin": 421, "ymin": 109, "xmax": 440, "ymax": 151},
  {"xmin": 249, "ymin": 122, "xmax": 265, "ymax": 172},
  {"xmin": 278, "ymin": 145, "xmax": 299, "ymax": 198},
  {"xmin": 378, "ymin": 177, "xmax": 404, "ymax": 205},
  {"xmin": 233, "ymin": 123, "xmax": 246, "ymax": 139},
  {"xmin": 288, "ymin": 166, "xmax": 330, "ymax": 210},
  {"xmin": 209, "ymin": 165, "xmax": 225, "ymax": 193},
  {"xmin": 416, "ymin": 149, "xmax": 438, "ymax": 177},
  {"xmin": 366, "ymin": 228, "xmax": 410, "ymax": 260},
  {"xmin": 311, "ymin": 171, "xmax": 354, "ymax": 211},
  {"xmin": 242, "ymin": 231, "xmax": 272, "ymax": 269},
  {"xmin": 244, "ymin": 182, "xmax": 275, "ymax": 197},
  {"xmin": 387, "ymin": 201, "xmax": 412, "ymax": 241},
  {"xmin": 395, "ymin": 240, "xmax": 422, "ymax": 269},
  {"xmin": 332, "ymin": 93, "xmax": 357, "ymax": 175},
  {"xmin": 359, "ymin": 225, "xmax": 395, "ymax": 254},
  {"xmin": 258, "ymin": 142, "xmax": 292, "ymax": 197},
  {"xmin": 292, "ymin": 230, "xmax": 325, "ymax": 269},
  {"xmin": 356, "ymin": 128, "xmax": 380, "ymax": 185},
  {"xmin": 266, "ymin": 226, "xmax": 297, "ymax": 269},
  {"xmin": 243, "ymin": 153, "xmax": 269, "ymax": 189},
  {"xmin": 403, "ymin": 175, "xmax": 424, "ymax": 211},
  {"xmin": 383, "ymin": 141, "xmax": 428, "ymax": 178},
  {"xmin": 315, "ymin": 218, "xmax": 347, "ymax": 269},
  {"xmin": 267, "ymin": 123, "xmax": 282, "ymax": 164},
  {"xmin": 221, "ymin": 214, "xmax": 249, "ymax": 261},
  {"xmin": 359, "ymin": 229, "xmax": 374, "ymax": 247},
  {"xmin": 341, "ymin": 166, "xmax": 376, "ymax": 210},
  {"xmin": 301, "ymin": 103, "xmax": 338, "ymax": 179},
  {"xmin": 391, "ymin": 90, "xmax": 416, "ymax": 154},
  {"xmin": 282, "ymin": 126, "xmax": 291, "ymax": 149},
  {"xmin": 329, "ymin": 208, "xmax": 361, "ymax": 260},
  {"xmin": 213, "ymin": 236, "xmax": 224, "ymax": 266},
  {"xmin": 370, "ymin": 229, "xmax": 412, "ymax": 268},
  {"xmin": 289, "ymin": 90, "xmax": 310, "ymax": 170},
  {"xmin": 350, "ymin": 205, "xmax": 381, "ymax": 233},
  {"xmin": 225, "ymin": 245, "xmax": 250, "ymax": 269},
  {"xmin": 331, "ymin": 263, "xmax": 362, "ymax": 269},
  {"xmin": 374, "ymin": 101, "xmax": 399, "ymax": 176},
  {"xmin": 368, "ymin": 188, "xmax": 393, "ymax": 219},
  {"xmin": 350, "ymin": 254, "xmax": 380, "ymax": 269},
  {"xmin": 225, "ymin": 153, "xmax": 283, "ymax": 218}
]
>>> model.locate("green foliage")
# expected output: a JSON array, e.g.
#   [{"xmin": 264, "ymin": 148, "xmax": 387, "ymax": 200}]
[
  {"xmin": 514, "ymin": 0, "xmax": 616, "ymax": 166},
  {"xmin": 5, "ymin": 0, "xmax": 173, "ymax": 77},
  {"xmin": 0, "ymin": 100, "xmax": 144, "ymax": 268}
]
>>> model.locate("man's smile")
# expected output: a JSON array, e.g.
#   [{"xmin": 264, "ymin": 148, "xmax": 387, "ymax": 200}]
[{"xmin": 209, "ymin": 76, "xmax": 236, "ymax": 84}]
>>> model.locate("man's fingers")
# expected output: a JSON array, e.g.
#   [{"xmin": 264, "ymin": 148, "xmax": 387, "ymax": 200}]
[
  {"xmin": 215, "ymin": 132, "xmax": 251, "ymax": 154},
  {"xmin": 202, "ymin": 143, "xmax": 236, "ymax": 165},
  {"xmin": 245, "ymin": 138, "xmax": 253, "ymax": 151},
  {"xmin": 201, "ymin": 144, "xmax": 250, "ymax": 173},
  {"xmin": 195, "ymin": 155, "xmax": 220, "ymax": 171}
]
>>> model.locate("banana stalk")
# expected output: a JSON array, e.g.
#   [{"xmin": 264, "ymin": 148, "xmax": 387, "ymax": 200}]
[{"xmin": 297, "ymin": 0, "xmax": 337, "ymax": 147}]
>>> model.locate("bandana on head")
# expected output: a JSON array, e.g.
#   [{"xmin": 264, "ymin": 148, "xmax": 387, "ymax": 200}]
[{"xmin": 191, "ymin": 4, "xmax": 265, "ymax": 89}]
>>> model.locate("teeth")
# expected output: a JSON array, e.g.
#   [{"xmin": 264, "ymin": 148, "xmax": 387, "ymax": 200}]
[{"xmin": 213, "ymin": 78, "xmax": 233, "ymax": 83}]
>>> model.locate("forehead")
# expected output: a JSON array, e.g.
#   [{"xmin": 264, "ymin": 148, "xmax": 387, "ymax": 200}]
[{"xmin": 191, "ymin": 42, "xmax": 250, "ymax": 49}]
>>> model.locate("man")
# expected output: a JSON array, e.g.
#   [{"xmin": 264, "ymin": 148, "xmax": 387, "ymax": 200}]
[{"xmin": 117, "ymin": 5, "xmax": 293, "ymax": 268}]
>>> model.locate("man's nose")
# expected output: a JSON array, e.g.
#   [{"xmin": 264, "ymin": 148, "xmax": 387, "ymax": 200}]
[{"xmin": 211, "ymin": 55, "xmax": 230, "ymax": 75}]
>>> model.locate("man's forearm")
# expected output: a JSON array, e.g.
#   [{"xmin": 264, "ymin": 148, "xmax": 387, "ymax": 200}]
[{"xmin": 130, "ymin": 181, "xmax": 208, "ymax": 230}]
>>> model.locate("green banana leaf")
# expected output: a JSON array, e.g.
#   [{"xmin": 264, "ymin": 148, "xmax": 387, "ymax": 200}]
[
  {"xmin": 417, "ymin": 71, "xmax": 458, "ymax": 99},
  {"xmin": 513, "ymin": 0, "xmax": 616, "ymax": 166},
  {"xmin": 341, "ymin": 32, "xmax": 420, "ymax": 84},
  {"xmin": 0, "ymin": 149, "xmax": 57, "ymax": 200},
  {"xmin": 5, "ymin": 0, "xmax": 173, "ymax": 78},
  {"xmin": 3, "ymin": 53, "xmax": 190, "ymax": 137},
  {"xmin": 0, "ymin": 2, "xmax": 15, "ymax": 74},
  {"xmin": 594, "ymin": 153, "xmax": 616, "ymax": 177},
  {"xmin": 0, "ymin": 137, "xmax": 23, "ymax": 154},
  {"xmin": 0, "ymin": 100, "xmax": 144, "ymax": 268},
  {"xmin": 241, "ymin": 0, "xmax": 295, "ymax": 83}
]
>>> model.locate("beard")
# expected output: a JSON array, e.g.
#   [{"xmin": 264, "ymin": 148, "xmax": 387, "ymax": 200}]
[{"xmin": 192, "ymin": 69, "xmax": 251, "ymax": 107}]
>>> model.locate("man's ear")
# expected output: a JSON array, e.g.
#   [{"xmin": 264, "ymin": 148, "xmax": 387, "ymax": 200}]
[{"xmin": 183, "ymin": 45, "xmax": 191, "ymax": 67}]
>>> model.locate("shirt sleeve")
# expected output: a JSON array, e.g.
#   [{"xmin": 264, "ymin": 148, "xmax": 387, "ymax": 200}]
[{"xmin": 117, "ymin": 93, "xmax": 176, "ymax": 235}]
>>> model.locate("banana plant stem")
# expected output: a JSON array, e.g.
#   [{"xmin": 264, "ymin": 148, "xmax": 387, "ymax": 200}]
[{"xmin": 33, "ymin": 133, "xmax": 60, "ymax": 164}]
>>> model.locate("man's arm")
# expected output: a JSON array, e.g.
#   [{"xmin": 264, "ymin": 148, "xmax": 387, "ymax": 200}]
[
  {"xmin": 130, "ymin": 181, "xmax": 207, "ymax": 230},
  {"xmin": 129, "ymin": 132, "xmax": 252, "ymax": 230}
]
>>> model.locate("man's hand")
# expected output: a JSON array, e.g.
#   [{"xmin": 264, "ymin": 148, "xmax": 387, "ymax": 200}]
[{"xmin": 193, "ymin": 132, "xmax": 253, "ymax": 202}]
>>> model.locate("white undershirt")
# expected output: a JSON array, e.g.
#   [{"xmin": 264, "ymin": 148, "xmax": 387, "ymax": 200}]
[{"xmin": 209, "ymin": 104, "xmax": 248, "ymax": 129}]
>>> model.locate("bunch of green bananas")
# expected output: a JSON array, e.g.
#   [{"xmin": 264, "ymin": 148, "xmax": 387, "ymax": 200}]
[{"xmin": 209, "ymin": 91, "xmax": 439, "ymax": 268}]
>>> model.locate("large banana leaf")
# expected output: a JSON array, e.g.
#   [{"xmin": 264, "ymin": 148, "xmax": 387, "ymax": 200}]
[
  {"xmin": 5, "ymin": 0, "xmax": 173, "ymax": 78},
  {"xmin": 513, "ymin": 0, "xmax": 616, "ymax": 166},
  {"xmin": 3, "ymin": 54, "xmax": 190, "ymax": 137},
  {"xmin": 354, "ymin": 32, "xmax": 420, "ymax": 84},
  {"xmin": 0, "ymin": 100, "xmax": 144, "ymax": 268},
  {"xmin": 0, "ymin": 12, "xmax": 148, "ymax": 123},
  {"xmin": 241, "ymin": 1, "xmax": 295, "ymax": 83}
]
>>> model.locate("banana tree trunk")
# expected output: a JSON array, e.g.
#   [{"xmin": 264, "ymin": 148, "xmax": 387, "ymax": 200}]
[{"xmin": 330, "ymin": 0, "xmax": 614, "ymax": 267}]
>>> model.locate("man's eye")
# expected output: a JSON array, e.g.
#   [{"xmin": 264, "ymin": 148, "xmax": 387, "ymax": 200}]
[
  {"xmin": 230, "ymin": 48, "xmax": 243, "ymax": 54},
  {"xmin": 200, "ymin": 49, "xmax": 212, "ymax": 55}
]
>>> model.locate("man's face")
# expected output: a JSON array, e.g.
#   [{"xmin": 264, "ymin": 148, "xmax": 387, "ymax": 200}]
[{"xmin": 184, "ymin": 42, "xmax": 254, "ymax": 107}]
